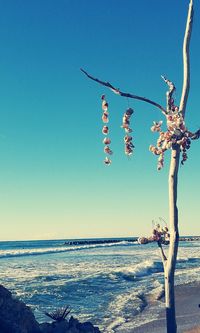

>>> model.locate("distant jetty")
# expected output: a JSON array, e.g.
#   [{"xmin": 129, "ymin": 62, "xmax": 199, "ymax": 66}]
[
  {"xmin": 63, "ymin": 238, "xmax": 137, "ymax": 246},
  {"xmin": 63, "ymin": 237, "xmax": 200, "ymax": 246},
  {"xmin": 179, "ymin": 236, "xmax": 200, "ymax": 242}
]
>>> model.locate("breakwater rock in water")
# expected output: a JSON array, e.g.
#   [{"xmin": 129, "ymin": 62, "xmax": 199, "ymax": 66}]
[
  {"xmin": 64, "ymin": 238, "xmax": 137, "ymax": 246},
  {"xmin": 179, "ymin": 237, "xmax": 200, "ymax": 242},
  {"xmin": 0, "ymin": 285, "xmax": 101, "ymax": 333}
]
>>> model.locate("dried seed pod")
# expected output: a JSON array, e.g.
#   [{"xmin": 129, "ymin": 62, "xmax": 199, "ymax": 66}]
[
  {"xmin": 104, "ymin": 157, "xmax": 112, "ymax": 165},
  {"xmin": 122, "ymin": 115, "xmax": 130, "ymax": 125},
  {"xmin": 125, "ymin": 108, "xmax": 134, "ymax": 116},
  {"xmin": 137, "ymin": 237, "xmax": 149, "ymax": 245},
  {"xmin": 104, "ymin": 146, "xmax": 113, "ymax": 155},
  {"xmin": 165, "ymin": 233, "xmax": 170, "ymax": 242},
  {"xmin": 157, "ymin": 153, "xmax": 164, "ymax": 170},
  {"xmin": 103, "ymin": 137, "xmax": 111, "ymax": 145},
  {"xmin": 151, "ymin": 121, "xmax": 163, "ymax": 132},
  {"xmin": 125, "ymin": 127, "xmax": 133, "ymax": 133},
  {"xmin": 158, "ymin": 153, "xmax": 164, "ymax": 162},
  {"xmin": 190, "ymin": 129, "xmax": 200, "ymax": 140},
  {"xmin": 125, "ymin": 143, "xmax": 133, "ymax": 155},
  {"xmin": 162, "ymin": 226, "xmax": 169, "ymax": 233},
  {"xmin": 102, "ymin": 100, "xmax": 108, "ymax": 112},
  {"xmin": 124, "ymin": 135, "xmax": 132, "ymax": 143},
  {"xmin": 102, "ymin": 126, "xmax": 109, "ymax": 135},
  {"xmin": 166, "ymin": 141, "xmax": 172, "ymax": 149},
  {"xmin": 157, "ymin": 162, "xmax": 163, "ymax": 171},
  {"xmin": 102, "ymin": 111, "xmax": 109, "ymax": 123},
  {"xmin": 181, "ymin": 151, "xmax": 188, "ymax": 165}
]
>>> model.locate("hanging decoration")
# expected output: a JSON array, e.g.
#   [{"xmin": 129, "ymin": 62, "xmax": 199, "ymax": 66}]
[
  {"xmin": 149, "ymin": 102, "xmax": 200, "ymax": 170},
  {"xmin": 101, "ymin": 95, "xmax": 113, "ymax": 165},
  {"xmin": 121, "ymin": 108, "xmax": 135, "ymax": 156}
]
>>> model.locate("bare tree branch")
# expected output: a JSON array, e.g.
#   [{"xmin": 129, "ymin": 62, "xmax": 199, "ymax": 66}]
[
  {"xmin": 179, "ymin": 0, "xmax": 194, "ymax": 118},
  {"xmin": 161, "ymin": 76, "xmax": 176, "ymax": 113},
  {"xmin": 157, "ymin": 241, "xmax": 167, "ymax": 268},
  {"xmin": 81, "ymin": 68, "xmax": 167, "ymax": 114}
]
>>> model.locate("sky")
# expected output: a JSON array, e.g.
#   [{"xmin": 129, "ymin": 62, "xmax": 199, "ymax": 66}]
[{"xmin": 0, "ymin": 0, "xmax": 199, "ymax": 241}]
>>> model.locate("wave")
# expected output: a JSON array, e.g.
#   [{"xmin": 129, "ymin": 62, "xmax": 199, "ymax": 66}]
[
  {"xmin": 105, "ymin": 290, "xmax": 147, "ymax": 332},
  {"xmin": 115, "ymin": 260, "xmax": 163, "ymax": 281},
  {"xmin": 0, "ymin": 241, "xmax": 133, "ymax": 259}
]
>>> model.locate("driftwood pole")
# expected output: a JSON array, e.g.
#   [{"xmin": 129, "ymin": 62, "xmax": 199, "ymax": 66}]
[
  {"xmin": 163, "ymin": 1, "xmax": 194, "ymax": 332},
  {"xmin": 81, "ymin": 1, "xmax": 195, "ymax": 332}
]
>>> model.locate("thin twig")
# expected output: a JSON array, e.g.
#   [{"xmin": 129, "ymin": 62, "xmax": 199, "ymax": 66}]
[
  {"xmin": 157, "ymin": 241, "xmax": 167, "ymax": 268},
  {"xmin": 81, "ymin": 68, "xmax": 167, "ymax": 114},
  {"xmin": 161, "ymin": 75, "xmax": 176, "ymax": 113}
]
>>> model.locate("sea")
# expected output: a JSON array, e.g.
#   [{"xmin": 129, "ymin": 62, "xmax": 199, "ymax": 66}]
[{"xmin": 0, "ymin": 238, "xmax": 200, "ymax": 332}]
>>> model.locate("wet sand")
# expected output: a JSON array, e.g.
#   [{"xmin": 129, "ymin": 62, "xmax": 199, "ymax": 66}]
[{"xmin": 131, "ymin": 282, "xmax": 200, "ymax": 333}]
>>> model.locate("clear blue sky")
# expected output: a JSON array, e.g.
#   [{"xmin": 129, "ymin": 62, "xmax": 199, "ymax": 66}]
[{"xmin": 0, "ymin": 0, "xmax": 199, "ymax": 241}]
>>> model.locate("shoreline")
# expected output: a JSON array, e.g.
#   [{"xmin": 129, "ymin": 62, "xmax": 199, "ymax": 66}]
[{"xmin": 127, "ymin": 281, "xmax": 200, "ymax": 333}]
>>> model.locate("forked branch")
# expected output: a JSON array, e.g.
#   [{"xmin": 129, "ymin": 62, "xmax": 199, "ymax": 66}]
[
  {"xmin": 179, "ymin": 0, "xmax": 194, "ymax": 117},
  {"xmin": 81, "ymin": 68, "xmax": 167, "ymax": 114}
]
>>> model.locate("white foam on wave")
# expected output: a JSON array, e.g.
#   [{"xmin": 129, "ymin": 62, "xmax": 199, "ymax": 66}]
[
  {"xmin": 147, "ymin": 280, "xmax": 164, "ymax": 300},
  {"xmin": 115, "ymin": 260, "xmax": 163, "ymax": 281},
  {"xmin": 104, "ymin": 279, "xmax": 165, "ymax": 332},
  {"xmin": 104, "ymin": 289, "xmax": 146, "ymax": 333},
  {"xmin": 175, "ymin": 266, "xmax": 200, "ymax": 285},
  {"xmin": 0, "ymin": 241, "xmax": 132, "ymax": 259}
]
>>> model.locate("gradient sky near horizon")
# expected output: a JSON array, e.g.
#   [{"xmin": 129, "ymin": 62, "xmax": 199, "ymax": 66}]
[{"xmin": 0, "ymin": 0, "xmax": 199, "ymax": 241}]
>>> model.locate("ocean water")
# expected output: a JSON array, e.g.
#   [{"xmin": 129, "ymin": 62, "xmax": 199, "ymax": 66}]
[{"xmin": 0, "ymin": 238, "xmax": 200, "ymax": 332}]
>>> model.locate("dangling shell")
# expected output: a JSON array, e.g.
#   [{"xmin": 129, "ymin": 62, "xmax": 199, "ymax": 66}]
[
  {"xmin": 102, "ymin": 100, "xmax": 108, "ymax": 112},
  {"xmin": 162, "ymin": 226, "xmax": 169, "ymax": 233},
  {"xmin": 124, "ymin": 135, "xmax": 132, "ymax": 143},
  {"xmin": 125, "ymin": 143, "xmax": 133, "ymax": 155},
  {"xmin": 104, "ymin": 146, "xmax": 113, "ymax": 155},
  {"xmin": 125, "ymin": 108, "xmax": 134, "ymax": 116},
  {"xmin": 138, "ymin": 237, "xmax": 149, "ymax": 245},
  {"xmin": 125, "ymin": 127, "xmax": 133, "ymax": 133},
  {"xmin": 103, "ymin": 137, "xmax": 111, "ymax": 145},
  {"xmin": 122, "ymin": 115, "xmax": 130, "ymax": 125},
  {"xmin": 104, "ymin": 157, "xmax": 112, "ymax": 165},
  {"xmin": 102, "ymin": 111, "xmax": 109, "ymax": 123},
  {"xmin": 102, "ymin": 126, "xmax": 109, "ymax": 135}
]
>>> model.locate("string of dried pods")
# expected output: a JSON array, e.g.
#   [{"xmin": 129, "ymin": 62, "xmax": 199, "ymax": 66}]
[
  {"xmin": 121, "ymin": 108, "xmax": 135, "ymax": 156},
  {"xmin": 101, "ymin": 95, "xmax": 113, "ymax": 165}
]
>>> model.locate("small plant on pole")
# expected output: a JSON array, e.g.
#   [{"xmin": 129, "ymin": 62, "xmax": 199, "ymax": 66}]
[{"xmin": 81, "ymin": 1, "xmax": 199, "ymax": 332}]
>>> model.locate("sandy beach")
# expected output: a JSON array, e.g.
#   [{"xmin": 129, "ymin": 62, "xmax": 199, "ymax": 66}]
[{"xmin": 130, "ymin": 282, "xmax": 200, "ymax": 333}]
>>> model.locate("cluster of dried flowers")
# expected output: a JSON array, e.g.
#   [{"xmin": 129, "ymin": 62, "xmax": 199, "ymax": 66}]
[
  {"xmin": 150, "ymin": 100, "xmax": 200, "ymax": 170},
  {"xmin": 138, "ymin": 223, "xmax": 170, "ymax": 245},
  {"xmin": 101, "ymin": 95, "xmax": 113, "ymax": 165},
  {"xmin": 121, "ymin": 108, "xmax": 135, "ymax": 156}
]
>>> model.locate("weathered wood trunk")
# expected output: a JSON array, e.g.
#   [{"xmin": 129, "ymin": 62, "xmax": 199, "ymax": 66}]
[
  {"xmin": 164, "ymin": 147, "xmax": 180, "ymax": 333},
  {"xmin": 164, "ymin": 2, "xmax": 193, "ymax": 331}
]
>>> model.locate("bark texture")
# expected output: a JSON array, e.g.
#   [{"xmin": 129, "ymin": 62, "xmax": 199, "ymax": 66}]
[{"xmin": 165, "ymin": 147, "xmax": 180, "ymax": 333}]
